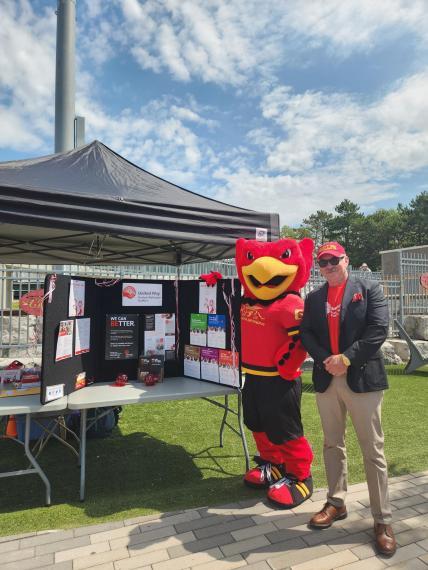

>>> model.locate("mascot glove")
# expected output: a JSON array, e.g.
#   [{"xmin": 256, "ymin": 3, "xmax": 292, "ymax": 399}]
[
  {"xmin": 275, "ymin": 338, "xmax": 307, "ymax": 380},
  {"xmin": 199, "ymin": 271, "xmax": 223, "ymax": 286}
]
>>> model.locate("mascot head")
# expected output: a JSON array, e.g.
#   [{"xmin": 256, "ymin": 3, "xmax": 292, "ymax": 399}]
[{"xmin": 235, "ymin": 237, "xmax": 314, "ymax": 301}]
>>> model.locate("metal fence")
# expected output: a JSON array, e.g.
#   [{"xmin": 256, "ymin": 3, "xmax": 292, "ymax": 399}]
[
  {"xmin": 0, "ymin": 254, "xmax": 426, "ymax": 357},
  {"xmin": 399, "ymin": 251, "xmax": 428, "ymax": 319}
]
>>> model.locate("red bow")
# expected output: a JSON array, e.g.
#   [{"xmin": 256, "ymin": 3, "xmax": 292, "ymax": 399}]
[
  {"xmin": 199, "ymin": 271, "xmax": 223, "ymax": 286},
  {"xmin": 352, "ymin": 292, "xmax": 363, "ymax": 302}
]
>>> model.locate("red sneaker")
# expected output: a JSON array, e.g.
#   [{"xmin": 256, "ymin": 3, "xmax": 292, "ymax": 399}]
[
  {"xmin": 244, "ymin": 463, "xmax": 285, "ymax": 489},
  {"xmin": 267, "ymin": 475, "xmax": 313, "ymax": 509}
]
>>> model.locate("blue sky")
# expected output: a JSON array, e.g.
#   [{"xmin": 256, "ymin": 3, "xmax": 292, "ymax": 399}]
[{"xmin": 1, "ymin": 0, "xmax": 427, "ymax": 226}]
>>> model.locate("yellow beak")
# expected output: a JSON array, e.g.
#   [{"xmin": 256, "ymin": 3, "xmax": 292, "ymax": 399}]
[{"xmin": 242, "ymin": 256, "xmax": 298, "ymax": 300}]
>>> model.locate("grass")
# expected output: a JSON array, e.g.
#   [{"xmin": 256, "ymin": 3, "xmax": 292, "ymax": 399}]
[{"xmin": 0, "ymin": 368, "xmax": 427, "ymax": 536}]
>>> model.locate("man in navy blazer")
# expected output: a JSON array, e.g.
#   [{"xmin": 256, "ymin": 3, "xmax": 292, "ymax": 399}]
[{"xmin": 301, "ymin": 241, "xmax": 396, "ymax": 556}]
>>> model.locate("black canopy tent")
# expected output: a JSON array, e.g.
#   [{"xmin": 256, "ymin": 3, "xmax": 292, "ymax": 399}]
[{"xmin": 0, "ymin": 141, "xmax": 279, "ymax": 265}]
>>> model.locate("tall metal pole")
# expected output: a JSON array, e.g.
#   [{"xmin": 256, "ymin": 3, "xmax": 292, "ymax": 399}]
[{"xmin": 55, "ymin": 0, "xmax": 76, "ymax": 153}]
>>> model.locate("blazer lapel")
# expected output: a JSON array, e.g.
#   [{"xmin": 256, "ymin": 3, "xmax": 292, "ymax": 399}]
[
  {"xmin": 318, "ymin": 282, "xmax": 330, "ymax": 339},
  {"xmin": 340, "ymin": 276, "xmax": 355, "ymax": 324}
]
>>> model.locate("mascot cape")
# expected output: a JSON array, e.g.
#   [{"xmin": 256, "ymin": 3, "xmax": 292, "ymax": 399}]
[{"xmin": 236, "ymin": 237, "xmax": 314, "ymax": 508}]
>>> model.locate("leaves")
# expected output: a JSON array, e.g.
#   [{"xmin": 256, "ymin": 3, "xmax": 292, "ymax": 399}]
[{"xmin": 280, "ymin": 191, "xmax": 427, "ymax": 269}]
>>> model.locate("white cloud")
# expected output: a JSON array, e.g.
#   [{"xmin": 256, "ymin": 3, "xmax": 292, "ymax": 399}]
[
  {"xmin": 212, "ymin": 71, "xmax": 428, "ymax": 224},
  {"xmin": 212, "ymin": 167, "xmax": 396, "ymax": 226},
  {"xmin": 283, "ymin": 0, "xmax": 428, "ymax": 54},
  {"xmin": 75, "ymin": 94, "xmax": 216, "ymax": 185},
  {"xmin": 109, "ymin": 0, "xmax": 428, "ymax": 86},
  {"xmin": 0, "ymin": 0, "xmax": 56, "ymax": 151},
  {"xmin": 118, "ymin": 0, "xmax": 284, "ymax": 85},
  {"xmin": 1, "ymin": 0, "xmax": 427, "ymax": 231}
]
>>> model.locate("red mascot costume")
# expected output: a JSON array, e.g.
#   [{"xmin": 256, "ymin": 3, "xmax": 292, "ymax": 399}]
[{"xmin": 235, "ymin": 237, "xmax": 314, "ymax": 508}]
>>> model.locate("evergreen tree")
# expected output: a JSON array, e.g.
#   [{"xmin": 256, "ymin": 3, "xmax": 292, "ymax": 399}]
[{"xmin": 302, "ymin": 210, "xmax": 333, "ymax": 249}]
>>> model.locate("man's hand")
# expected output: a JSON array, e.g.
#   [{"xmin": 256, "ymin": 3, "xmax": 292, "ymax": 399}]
[{"xmin": 324, "ymin": 354, "xmax": 348, "ymax": 376}]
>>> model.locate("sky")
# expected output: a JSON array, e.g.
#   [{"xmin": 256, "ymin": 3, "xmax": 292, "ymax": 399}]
[{"xmin": 1, "ymin": 0, "xmax": 428, "ymax": 227}]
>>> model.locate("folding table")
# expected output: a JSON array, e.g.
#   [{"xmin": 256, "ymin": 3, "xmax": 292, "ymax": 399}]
[
  {"xmin": 67, "ymin": 377, "xmax": 250, "ymax": 500},
  {"xmin": 0, "ymin": 394, "xmax": 68, "ymax": 505}
]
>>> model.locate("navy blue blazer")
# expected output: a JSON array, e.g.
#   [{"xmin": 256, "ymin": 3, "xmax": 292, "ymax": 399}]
[{"xmin": 300, "ymin": 275, "xmax": 389, "ymax": 393}]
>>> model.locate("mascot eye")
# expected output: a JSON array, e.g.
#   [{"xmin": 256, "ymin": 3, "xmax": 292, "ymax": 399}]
[
  {"xmin": 246, "ymin": 251, "xmax": 254, "ymax": 260},
  {"xmin": 281, "ymin": 249, "xmax": 291, "ymax": 259}
]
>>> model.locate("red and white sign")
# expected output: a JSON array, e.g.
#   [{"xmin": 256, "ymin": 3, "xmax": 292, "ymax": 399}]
[
  {"xmin": 122, "ymin": 282, "xmax": 162, "ymax": 306},
  {"xmin": 420, "ymin": 273, "xmax": 428, "ymax": 290},
  {"xmin": 19, "ymin": 289, "xmax": 44, "ymax": 316}
]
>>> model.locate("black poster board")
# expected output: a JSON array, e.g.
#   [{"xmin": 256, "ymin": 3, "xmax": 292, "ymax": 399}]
[{"xmin": 41, "ymin": 275, "xmax": 241, "ymax": 403}]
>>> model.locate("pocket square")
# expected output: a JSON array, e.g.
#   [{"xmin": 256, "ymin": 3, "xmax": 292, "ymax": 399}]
[{"xmin": 352, "ymin": 292, "xmax": 363, "ymax": 302}]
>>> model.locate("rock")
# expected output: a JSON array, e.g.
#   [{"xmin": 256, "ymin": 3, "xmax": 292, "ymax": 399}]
[
  {"xmin": 0, "ymin": 315, "xmax": 42, "ymax": 358},
  {"xmin": 404, "ymin": 315, "xmax": 428, "ymax": 341},
  {"xmin": 416, "ymin": 340, "xmax": 428, "ymax": 359},
  {"xmin": 387, "ymin": 339, "xmax": 409, "ymax": 362},
  {"xmin": 381, "ymin": 341, "xmax": 403, "ymax": 365}
]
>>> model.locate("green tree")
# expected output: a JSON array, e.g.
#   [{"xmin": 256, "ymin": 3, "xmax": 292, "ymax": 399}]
[
  {"xmin": 351, "ymin": 209, "xmax": 404, "ymax": 270},
  {"xmin": 280, "ymin": 225, "xmax": 312, "ymax": 240},
  {"xmin": 400, "ymin": 191, "xmax": 428, "ymax": 246},
  {"xmin": 326, "ymin": 200, "xmax": 364, "ymax": 260},
  {"xmin": 302, "ymin": 210, "xmax": 333, "ymax": 249}
]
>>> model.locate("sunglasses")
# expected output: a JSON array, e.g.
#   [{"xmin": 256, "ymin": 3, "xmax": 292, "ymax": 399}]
[{"xmin": 318, "ymin": 256, "xmax": 344, "ymax": 268}]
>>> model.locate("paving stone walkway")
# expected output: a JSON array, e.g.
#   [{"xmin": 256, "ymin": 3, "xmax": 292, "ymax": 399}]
[{"xmin": 1, "ymin": 472, "xmax": 428, "ymax": 570}]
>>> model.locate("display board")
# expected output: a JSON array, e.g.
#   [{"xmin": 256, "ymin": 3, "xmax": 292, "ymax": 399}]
[{"xmin": 41, "ymin": 274, "xmax": 241, "ymax": 403}]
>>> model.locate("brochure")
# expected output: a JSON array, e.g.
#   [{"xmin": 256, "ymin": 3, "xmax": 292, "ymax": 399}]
[
  {"xmin": 201, "ymin": 347, "xmax": 219, "ymax": 383},
  {"xmin": 190, "ymin": 313, "xmax": 207, "ymax": 346},
  {"xmin": 55, "ymin": 319, "xmax": 74, "ymax": 362},
  {"xmin": 219, "ymin": 349, "xmax": 240, "ymax": 387},
  {"xmin": 184, "ymin": 345, "xmax": 201, "ymax": 379},
  {"xmin": 75, "ymin": 318, "xmax": 90, "ymax": 355},
  {"xmin": 207, "ymin": 314, "xmax": 226, "ymax": 349},
  {"xmin": 144, "ymin": 313, "xmax": 176, "ymax": 356},
  {"xmin": 138, "ymin": 355, "xmax": 165, "ymax": 383},
  {"xmin": 74, "ymin": 372, "xmax": 86, "ymax": 390},
  {"xmin": 199, "ymin": 282, "xmax": 217, "ymax": 314},
  {"xmin": 68, "ymin": 279, "xmax": 85, "ymax": 317}
]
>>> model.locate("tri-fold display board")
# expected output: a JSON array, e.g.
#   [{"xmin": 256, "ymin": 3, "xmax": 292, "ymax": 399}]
[{"xmin": 41, "ymin": 274, "xmax": 241, "ymax": 403}]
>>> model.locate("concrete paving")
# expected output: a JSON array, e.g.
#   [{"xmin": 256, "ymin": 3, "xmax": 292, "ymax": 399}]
[{"xmin": 1, "ymin": 472, "xmax": 428, "ymax": 570}]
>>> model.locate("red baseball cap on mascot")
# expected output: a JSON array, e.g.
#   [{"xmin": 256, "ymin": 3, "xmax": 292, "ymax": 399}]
[{"xmin": 317, "ymin": 241, "xmax": 346, "ymax": 260}]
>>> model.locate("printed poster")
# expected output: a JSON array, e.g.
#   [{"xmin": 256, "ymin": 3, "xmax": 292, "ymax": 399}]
[
  {"xmin": 199, "ymin": 282, "xmax": 217, "ymax": 314},
  {"xmin": 68, "ymin": 279, "xmax": 85, "ymax": 316},
  {"xmin": 207, "ymin": 314, "xmax": 226, "ymax": 349},
  {"xmin": 219, "ymin": 349, "xmax": 240, "ymax": 387},
  {"xmin": 105, "ymin": 314, "xmax": 139, "ymax": 360},
  {"xmin": 144, "ymin": 313, "xmax": 176, "ymax": 356},
  {"xmin": 201, "ymin": 347, "xmax": 219, "ymax": 383},
  {"xmin": 184, "ymin": 345, "xmax": 201, "ymax": 379},
  {"xmin": 190, "ymin": 313, "xmax": 207, "ymax": 346},
  {"xmin": 55, "ymin": 320, "xmax": 74, "ymax": 362},
  {"xmin": 75, "ymin": 318, "xmax": 90, "ymax": 355},
  {"xmin": 122, "ymin": 282, "xmax": 163, "ymax": 306}
]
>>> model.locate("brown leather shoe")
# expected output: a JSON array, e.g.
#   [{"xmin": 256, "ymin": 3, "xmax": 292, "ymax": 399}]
[
  {"xmin": 308, "ymin": 502, "xmax": 347, "ymax": 529},
  {"xmin": 374, "ymin": 523, "xmax": 397, "ymax": 556}
]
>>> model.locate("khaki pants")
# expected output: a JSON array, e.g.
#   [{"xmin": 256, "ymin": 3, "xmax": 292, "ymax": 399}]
[{"xmin": 316, "ymin": 374, "xmax": 392, "ymax": 524}]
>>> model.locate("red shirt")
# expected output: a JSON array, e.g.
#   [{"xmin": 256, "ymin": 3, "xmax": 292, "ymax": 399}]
[{"xmin": 326, "ymin": 280, "xmax": 347, "ymax": 355}]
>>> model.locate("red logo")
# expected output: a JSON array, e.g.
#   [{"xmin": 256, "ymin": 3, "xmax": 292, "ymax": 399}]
[
  {"xmin": 352, "ymin": 292, "xmax": 363, "ymax": 302},
  {"xmin": 420, "ymin": 273, "xmax": 428, "ymax": 290},
  {"xmin": 122, "ymin": 285, "xmax": 136, "ymax": 299},
  {"xmin": 19, "ymin": 289, "xmax": 44, "ymax": 316}
]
